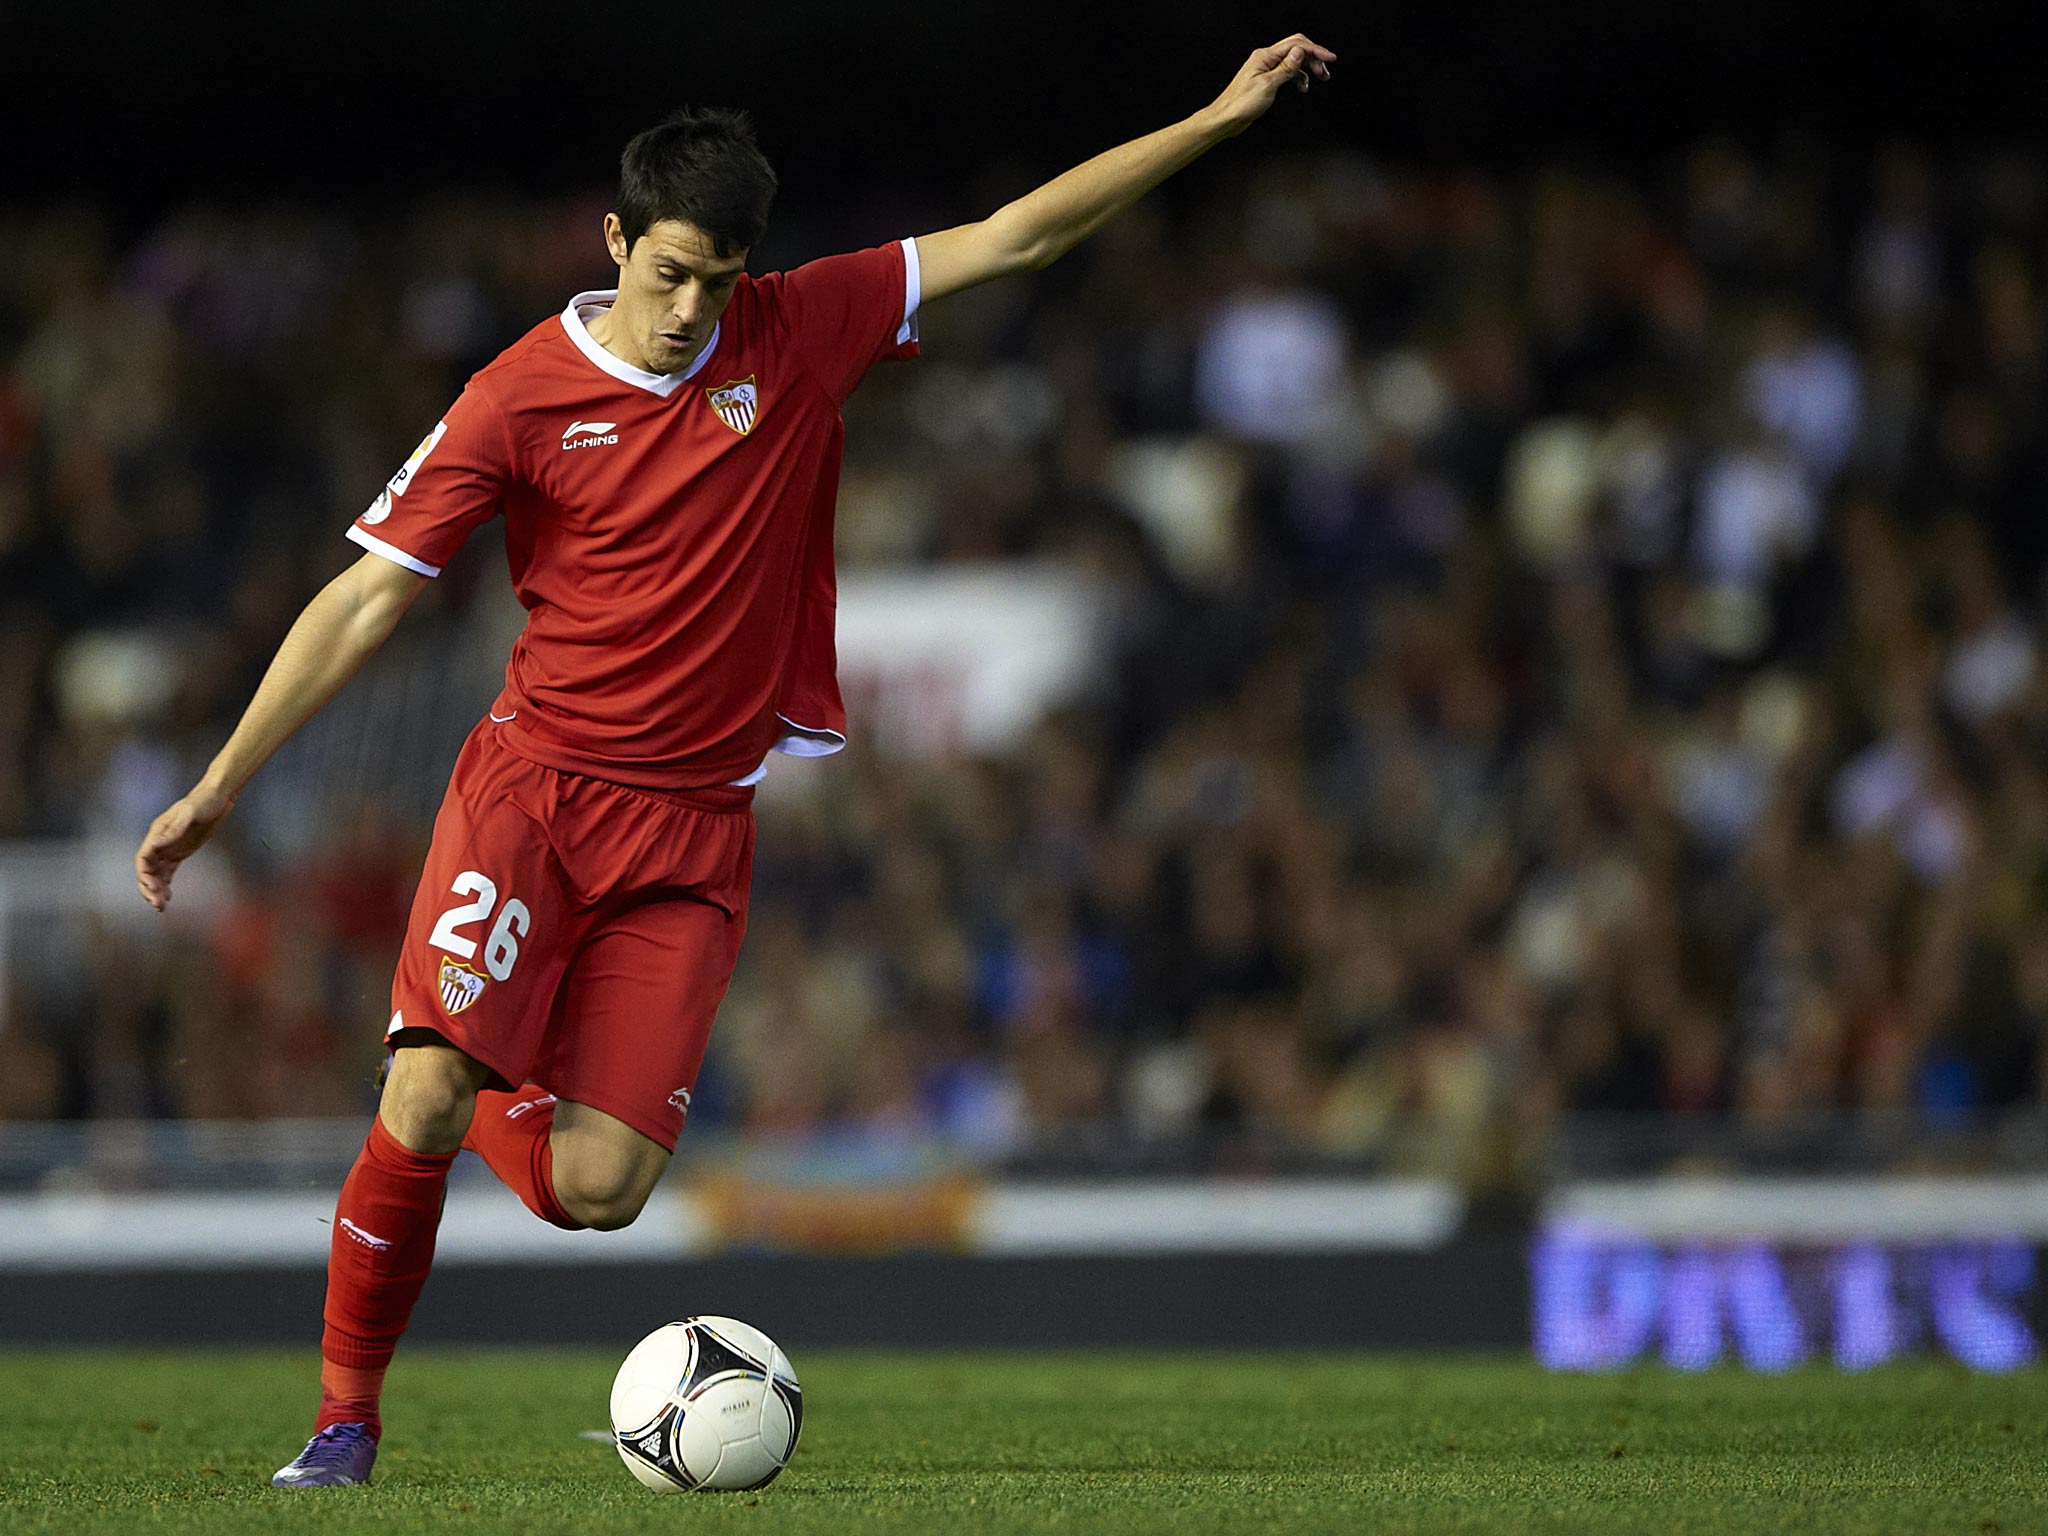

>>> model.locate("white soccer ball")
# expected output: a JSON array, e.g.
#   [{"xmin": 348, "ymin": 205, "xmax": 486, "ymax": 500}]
[{"xmin": 609, "ymin": 1316, "xmax": 803, "ymax": 1492}]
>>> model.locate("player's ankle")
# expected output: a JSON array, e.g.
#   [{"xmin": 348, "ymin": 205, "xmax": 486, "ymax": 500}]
[
  {"xmin": 318, "ymin": 1359, "xmax": 387, "ymax": 1439},
  {"xmin": 313, "ymin": 1409, "xmax": 381, "ymax": 1440}
]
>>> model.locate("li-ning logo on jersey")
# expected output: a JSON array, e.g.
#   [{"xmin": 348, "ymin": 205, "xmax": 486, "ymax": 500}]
[
  {"xmin": 668, "ymin": 1087, "xmax": 692, "ymax": 1113},
  {"xmin": 387, "ymin": 420, "xmax": 448, "ymax": 497},
  {"xmin": 562, "ymin": 419, "xmax": 619, "ymax": 450},
  {"xmin": 438, "ymin": 955, "xmax": 488, "ymax": 1015},
  {"xmin": 706, "ymin": 377, "xmax": 758, "ymax": 435}
]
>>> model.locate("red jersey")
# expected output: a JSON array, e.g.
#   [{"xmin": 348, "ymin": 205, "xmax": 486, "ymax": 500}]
[{"xmin": 347, "ymin": 238, "xmax": 921, "ymax": 788}]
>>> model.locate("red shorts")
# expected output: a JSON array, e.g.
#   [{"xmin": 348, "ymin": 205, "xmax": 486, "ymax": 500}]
[{"xmin": 387, "ymin": 719, "xmax": 755, "ymax": 1151}]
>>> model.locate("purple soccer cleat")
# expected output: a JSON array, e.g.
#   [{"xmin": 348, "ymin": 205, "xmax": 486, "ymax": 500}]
[{"xmin": 270, "ymin": 1422, "xmax": 378, "ymax": 1488}]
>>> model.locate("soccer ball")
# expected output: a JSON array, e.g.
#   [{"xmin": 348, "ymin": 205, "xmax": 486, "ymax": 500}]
[{"xmin": 609, "ymin": 1316, "xmax": 803, "ymax": 1492}]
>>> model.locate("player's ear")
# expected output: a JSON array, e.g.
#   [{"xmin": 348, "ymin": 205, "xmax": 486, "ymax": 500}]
[{"xmin": 602, "ymin": 213, "xmax": 630, "ymax": 270}]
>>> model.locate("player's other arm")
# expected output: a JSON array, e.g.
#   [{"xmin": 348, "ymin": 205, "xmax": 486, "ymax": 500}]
[
  {"xmin": 915, "ymin": 33, "xmax": 1335, "ymax": 303},
  {"xmin": 134, "ymin": 552, "xmax": 429, "ymax": 910}
]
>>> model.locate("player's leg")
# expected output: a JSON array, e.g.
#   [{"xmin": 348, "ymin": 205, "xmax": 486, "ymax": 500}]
[
  {"xmin": 318, "ymin": 1047, "xmax": 491, "ymax": 1414},
  {"xmin": 490, "ymin": 779, "xmax": 755, "ymax": 1233},
  {"xmin": 535, "ymin": 836, "xmax": 754, "ymax": 1226},
  {"xmin": 467, "ymin": 899, "xmax": 732, "ymax": 1232},
  {"xmin": 277, "ymin": 723, "xmax": 576, "ymax": 1487},
  {"xmin": 274, "ymin": 1042, "xmax": 494, "ymax": 1487}
]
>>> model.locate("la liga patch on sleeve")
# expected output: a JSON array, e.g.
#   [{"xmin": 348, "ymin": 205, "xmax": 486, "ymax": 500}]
[{"xmin": 388, "ymin": 419, "xmax": 450, "ymax": 497}]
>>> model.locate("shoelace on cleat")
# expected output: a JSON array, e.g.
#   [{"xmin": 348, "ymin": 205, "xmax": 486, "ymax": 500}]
[{"xmin": 295, "ymin": 1425, "xmax": 371, "ymax": 1467}]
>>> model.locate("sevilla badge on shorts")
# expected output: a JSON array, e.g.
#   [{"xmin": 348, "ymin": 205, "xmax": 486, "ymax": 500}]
[
  {"xmin": 706, "ymin": 375, "xmax": 759, "ymax": 435},
  {"xmin": 438, "ymin": 955, "xmax": 487, "ymax": 1016}
]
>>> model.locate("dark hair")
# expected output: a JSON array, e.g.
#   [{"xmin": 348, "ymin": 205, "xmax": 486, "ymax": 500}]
[{"xmin": 616, "ymin": 107, "xmax": 777, "ymax": 258}]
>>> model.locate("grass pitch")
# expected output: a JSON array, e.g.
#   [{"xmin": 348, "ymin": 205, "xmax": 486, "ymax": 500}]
[{"xmin": 0, "ymin": 1350, "xmax": 2042, "ymax": 1535}]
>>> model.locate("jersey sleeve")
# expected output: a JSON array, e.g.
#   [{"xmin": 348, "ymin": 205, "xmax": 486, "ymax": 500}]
[
  {"xmin": 345, "ymin": 380, "xmax": 513, "ymax": 577},
  {"xmin": 776, "ymin": 237, "xmax": 921, "ymax": 404}
]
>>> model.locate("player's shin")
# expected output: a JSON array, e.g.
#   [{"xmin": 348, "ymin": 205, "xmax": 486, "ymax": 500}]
[
  {"xmin": 462, "ymin": 1083, "xmax": 586, "ymax": 1230},
  {"xmin": 315, "ymin": 1118, "xmax": 458, "ymax": 1437}
]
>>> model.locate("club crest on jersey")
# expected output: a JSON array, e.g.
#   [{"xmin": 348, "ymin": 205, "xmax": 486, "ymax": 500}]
[
  {"xmin": 437, "ymin": 955, "xmax": 487, "ymax": 1016},
  {"xmin": 706, "ymin": 376, "xmax": 759, "ymax": 435}
]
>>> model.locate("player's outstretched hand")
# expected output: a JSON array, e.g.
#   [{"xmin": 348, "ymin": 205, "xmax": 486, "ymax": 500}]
[
  {"xmin": 135, "ymin": 785, "xmax": 234, "ymax": 912},
  {"xmin": 1206, "ymin": 34, "xmax": 1336, "ymax": 138}
]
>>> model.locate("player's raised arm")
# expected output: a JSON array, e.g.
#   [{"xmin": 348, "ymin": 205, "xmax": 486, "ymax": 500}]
[
  {"xmin": 914, "ymin": 34, "xmax": 1335, "ymax": 303},
  {"xmin": 133, "ymin": 552, "xmax": 429, "ymax": 911}
]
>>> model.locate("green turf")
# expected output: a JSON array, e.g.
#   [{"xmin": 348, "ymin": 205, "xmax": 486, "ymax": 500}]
[{"xmin": 0, "ymin": 1350, "xmax": 2041, "ymax": 1535}]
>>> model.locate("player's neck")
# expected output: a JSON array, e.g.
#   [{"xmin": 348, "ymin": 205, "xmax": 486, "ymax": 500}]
[
  {"xmin": 580, "ymin": 293, "xmax": 719, "ymax": 380},
  {"xmin": 584, "ymin": 305, "xmax": 661, "ymax": 376}
]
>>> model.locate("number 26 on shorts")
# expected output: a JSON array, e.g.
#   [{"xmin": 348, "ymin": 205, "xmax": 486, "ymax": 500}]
[{"xmin": 426, "ymin": 870, "xmax": 532, "ymax": 982}]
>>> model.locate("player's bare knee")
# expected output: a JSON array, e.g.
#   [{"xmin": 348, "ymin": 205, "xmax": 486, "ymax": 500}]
[
  {"xmin": 380, "ymin": 1044, "xmax": 488, "ymax": 1153},
  {"xmin": 548, "ymin": 1102, "xmax": 668, "ymax": 1230},
  {"xmin": 552, "ymin": 1163, "xmax": 655, "ymax": 1231},
  {"xmin": 560, "ymin": 1192, "xmax": 644, "ymax": 1231},
  {"xmin": 380, "ymin": 1082, "xmax": 474, "ymax": 1154},
  {"xmin": 582, "ymin": 1194, "xmax": 646, "ymax": 1232},
  {"xmin": 556, "ymin": 1177, "xmax": 649, "ymax": 1232}
]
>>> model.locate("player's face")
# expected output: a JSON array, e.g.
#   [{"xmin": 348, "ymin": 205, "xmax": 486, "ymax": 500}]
[{"xmin": 603, "ymin": 215, "xmax": 747, "ymax": 376}]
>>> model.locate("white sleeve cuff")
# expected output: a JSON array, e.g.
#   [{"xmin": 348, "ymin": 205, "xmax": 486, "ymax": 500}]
[
  {"xmin": 897, "ymin": 237, "xmax": 920, "ymax": 347},
  {"xmin": 347, "ymin": 524, "xmax": 442, "ymax": 577},
  {"xmin": 773, "ymin": 714, "xmax": 847, "ymax": 758}
]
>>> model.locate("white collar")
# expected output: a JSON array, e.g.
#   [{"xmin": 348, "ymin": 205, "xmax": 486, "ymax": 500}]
[{"xmin": 559, "ymin": 291, "xmax": 721, "ymax": 398}]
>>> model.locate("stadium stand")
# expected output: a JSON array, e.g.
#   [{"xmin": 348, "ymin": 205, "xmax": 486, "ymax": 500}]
[{"xmin": 3, "ymin": 140, "xmax": 2047, "ymax": 1188}]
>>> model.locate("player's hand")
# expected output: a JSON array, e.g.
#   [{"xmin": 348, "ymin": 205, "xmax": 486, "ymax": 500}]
[
  {"xmin": 1204, "ymin": 34, "xmax": 1336, "ymax": 138},
  {"xmin": 135, "ymin": 784, "xmax": 235, "ymax": 912}
]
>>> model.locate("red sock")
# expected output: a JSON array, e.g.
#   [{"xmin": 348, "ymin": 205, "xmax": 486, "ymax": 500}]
[
  {"xmin": 463, "ymin": 1083, "xmax": 584, "ymax": 1230},
  {"xmin": 315, "ymin": 1117, "xmax": 457, "ymax": 1437}
]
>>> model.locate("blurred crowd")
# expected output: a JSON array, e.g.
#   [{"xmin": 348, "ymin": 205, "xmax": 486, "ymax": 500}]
[{"xmin": 6, "ymin": 138, "xmax": 2048, "ymax": 1184}]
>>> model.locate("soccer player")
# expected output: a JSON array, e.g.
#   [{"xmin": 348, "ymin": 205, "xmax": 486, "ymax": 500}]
[{"xmin": 133, "ymin": 34, "xmax": 1333, "ymax": 1488}]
